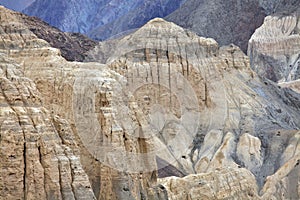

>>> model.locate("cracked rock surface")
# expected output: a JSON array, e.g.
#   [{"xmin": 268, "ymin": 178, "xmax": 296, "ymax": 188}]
[{"xmin": 0, "ymin": 6, "xmax": 300, "ymax": 200}]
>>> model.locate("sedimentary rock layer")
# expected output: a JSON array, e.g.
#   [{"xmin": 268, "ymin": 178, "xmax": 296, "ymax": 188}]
[{"xmin": 1, "ymin": 6, "xmax": 300, "ymax": 200}]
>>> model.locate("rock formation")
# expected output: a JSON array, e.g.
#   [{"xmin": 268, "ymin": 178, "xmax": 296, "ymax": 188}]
[
  {"xmin": 0, "ymin": 6, "xmax": 154, "ymax": 199},
  {"xmin": 21, "ymin": 15, "xmax": 98, "ymax": 62},
  {"xmin": 1, "ymin": 5, "xmax": 300, "ymax": 200},
  {"xmin": 87, "ymin": 18, "xmax": 300, "ymax": 199},
  {"xmin": 248, "ymin": 2, "xmax": 300, "ymax": 94},
  {"xmin": 0, "ymin": 47, "xmax": 95, "ymax": 200}
]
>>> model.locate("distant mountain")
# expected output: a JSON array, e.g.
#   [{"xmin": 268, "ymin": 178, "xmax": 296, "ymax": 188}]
[
  {"xmin": 0, "ymin": 0, "xmax": 34, "ymax": 11},
  {"xmin": 165, "ymin": 0, "xmax": 300, "ymax": 53},
  {"xmin": 165, "ymin": 0, "xmax": 266, "ymax": 52},
  {"xmin": 23, "ymin": 0, "xmax": 186, "ymax": 40}
]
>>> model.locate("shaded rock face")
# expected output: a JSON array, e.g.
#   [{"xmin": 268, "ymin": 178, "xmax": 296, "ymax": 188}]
[
  {"xmin": 14, "ymin": 11, "xmax": 97, "ymax": 62},
  {"xmin": 22, "ymin": 15, "xmax": 98, "ymax": 62},
  {"xmin": 23, "ymin": 0, "xmax": 186, "ymax": 40},
  {"xmin": 248, "ymin": 3, "xmax": 300, "ymax": 94},
  {"xmin": 0, "ymin": 0, "xmax": 34, "ymax": 11},
  {"xmin": 88, "ymin": 0, "xmax": 186, "ymax": 40},
  {"xmin": 0, "ymin": 4, "xmax": 97, "ymax": 62},
  {"xmin": 165, "ymin": 0, "xmax": 266, "ymax": 52},
  {"xmin": 259, "ymin": 0, "xmax": 300, "ymax": 15},
  {"xmin": 1, "ymin": 6, "xmax": 300, "ymax": 200}
]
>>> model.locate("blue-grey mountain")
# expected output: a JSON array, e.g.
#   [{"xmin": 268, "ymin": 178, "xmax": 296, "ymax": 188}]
[{"xmin": 23, "ymin": 0, "xmax": 186, "ymax": 40}]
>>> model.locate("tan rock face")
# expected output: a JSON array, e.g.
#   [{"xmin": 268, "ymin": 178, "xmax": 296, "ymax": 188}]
[
  {"xmin": 156, "ymin": 168, "xmax": 259, "ymax": 200},
  {"xmin": 1, "ymin": 6, "xmax": 300, "ymax": 200},
  {"xmin": 0, "ymin": 54, "xmax": 95, "ymax": 199},
  {"xmin": 88, "ymin": 18, "xmax": 300, "ymax": 199}
]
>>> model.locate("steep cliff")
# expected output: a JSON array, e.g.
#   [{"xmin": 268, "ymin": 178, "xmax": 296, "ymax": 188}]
[
  {"xmin": 248, "ymin": 2, "xmax": 300, "ymax": 93},
  {"xmin": 0, "ymin": 48, "xmax": 95, "ymax": 200},
  {"xmin": 0, "ymin": 6, "xmax": 154, "ymax": 199},
  {"xmin": 88, "ymin": 18, "xmax": 300, "ymax": 199},
  {"xmin": 1, "ymin": 6, "xmax": 300, "ymax": 200}
]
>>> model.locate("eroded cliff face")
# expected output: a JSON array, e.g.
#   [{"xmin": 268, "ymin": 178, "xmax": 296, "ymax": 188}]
[
  {"xmin": 1, "ymin": 6, "xmax": 300, "ymax": 200},
  {"xmin": 88, "ymin": 18, "xmax": 300, "ymax": 199},
  {"xmin": 0, "ymin": 6, "xmax": 156, "ymax": 199},
  {"xmin": 248, "ymin": 11, "xmax": 300, "ymax": 82},
  {"xmin": 0, "ymin": 53, "xmax": 96, "ymax": 199},
  {"xmin": 248, "ymin": 3, "xmax": 300, "ymax": 94}
]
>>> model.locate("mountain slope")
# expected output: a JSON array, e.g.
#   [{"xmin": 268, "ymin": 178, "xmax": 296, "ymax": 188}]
[
  {"xmin": 21, "ymin": 15, "xmax": 97, "ymax": 61},
  {"xmin": 165, "ymin": 0, "xmax": 266, "ymax": 52},
  {"xmin": 88, "ymin": 0, "xmax": 186, "ymax": 40},
  {"xmin": 23, "ymin": 0, "xmax": 186, "ymax": 40},
  {"xmin": 0, "ymin": 0, "xmax": 34, "ymax": 11},
  {"xmin": 1, "ymin": 6, "xmax": 300, "ymax": 200},
  {"xmin": 88, "ymin": 18, "xmax": 300, "ymax": 199}
]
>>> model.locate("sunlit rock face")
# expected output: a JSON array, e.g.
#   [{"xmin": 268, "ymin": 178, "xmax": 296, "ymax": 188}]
[
  {"xmin": 0, "ymin": 6, "xmax": 155, "ymax": 199},
  {"xmin": 88, "ymin": 18, "xmax": 300, "ymax": 199},
  {"xmin": 1, "ymin": 6, "xmax": 300, "ymax": 200},
  {"xmin": 0, "ymin": 50, "xmax": 95, "ymax": 200}
]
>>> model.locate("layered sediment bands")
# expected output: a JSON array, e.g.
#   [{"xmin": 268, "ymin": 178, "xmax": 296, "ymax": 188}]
[
  {"xmin": 1, "ymin": 5, "xmax": 300, "ymax": 199},
  {"xmin": 89, "ymin": 19, "xmax": 299, "ymax": 199},
  {"xmin": 248, "ymin": 10, "xmax": 300, "ymax": 87},
  {"xmin": 0, "ymin": 54, "xmax": 95, "ymax": 199},
  {"xmin": 0, "ymin": 6, "xmax": 155, "ymax": 199},
  {"xmin": 88, "ymin": 18, "xmax": 300, "ymax": 199}
]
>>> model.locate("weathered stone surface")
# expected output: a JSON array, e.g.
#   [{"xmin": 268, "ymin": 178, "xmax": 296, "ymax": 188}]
[
  {"xmin": 156, "ymin": 168, "xmax": 260, "ymax": 199},
  {"xmin": 0, "ymin": 6, "xmax": 155, "ymax": 199},
  {"xmin": 248, "ymin": 2, "xmax": 300, "ymax": 95},
  {"xmin": 88, "ymin": 18, "xmax": 300, "ymax": 199},
  {"xmin": 0, "ymin": 53, "xmax": 95, "ymax": 200},
  {"xmin": 248, "ymin": 12, "xmax": 300, "ymax": 83},
  {"xmin": 1, "ymin": 6, "xmax": 300, "ymax": 200}
]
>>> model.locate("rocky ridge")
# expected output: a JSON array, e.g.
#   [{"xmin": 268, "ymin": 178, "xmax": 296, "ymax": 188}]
[
  {"xmin": 88, "ymin": 17, "xmax": 300, "ymax": 199},
  {"xmin": 23, "ymin": 0, "xmax": 186, "ymax": 40},
  {"xmin": 165, "ymin": 0, "xmax": 266, "ymax": 52},
  {"xmin": 1, "ymin": 6, "xmax": 300, "ymax": 200},
  {"xmin": 0, "ymin": 6, "xmax": 156, "ymax": 199},
  {"xmin": 248, "ymin": 2, "xmax": 300, "ymax": 93}
]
